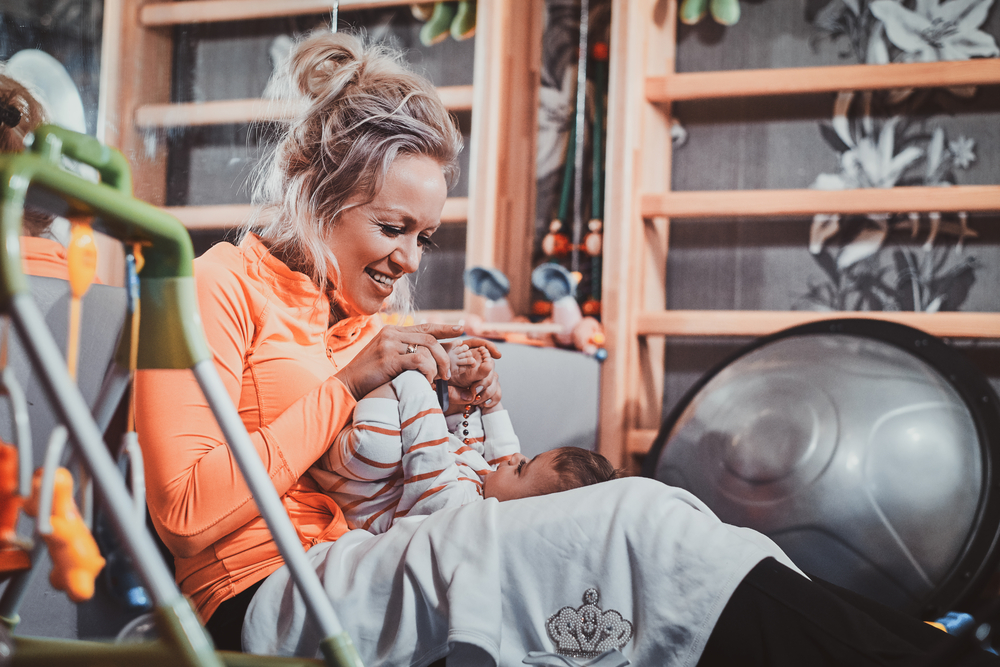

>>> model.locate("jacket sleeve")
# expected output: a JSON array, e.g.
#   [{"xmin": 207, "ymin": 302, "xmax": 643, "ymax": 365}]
[
  {"xmin": 134, "ymin": 259, "xmax": 356, "ymax": 558},
  {"xmin": 481, "ymin": 410, "xmax": 521, "ymax": 467},
  {"xmin": 391, "ymin": 371, "xmax": 482, "ymax": 521}
]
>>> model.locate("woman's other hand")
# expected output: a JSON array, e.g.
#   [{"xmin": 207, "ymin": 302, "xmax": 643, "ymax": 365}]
[{"xmin": 336, "ymin": 323, "xmax": 464, "ymax": 400}]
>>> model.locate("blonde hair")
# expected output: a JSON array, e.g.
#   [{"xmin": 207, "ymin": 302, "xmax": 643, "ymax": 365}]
[
  {"xmin": 0, "ymin": 70, "xmax": 51, "ymax": 236},
  {"xmin": 247, "ymin": 30, "xmax": 463, "ymax": 312}
]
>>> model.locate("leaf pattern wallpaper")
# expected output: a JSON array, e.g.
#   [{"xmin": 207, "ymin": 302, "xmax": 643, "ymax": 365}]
[{"xmin": 660, "ymin": 0, "xmax": 1000, "ymax": 419}]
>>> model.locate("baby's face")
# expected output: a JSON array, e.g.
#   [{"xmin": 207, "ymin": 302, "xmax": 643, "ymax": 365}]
[{"xmin": 483, "ymin": 450, "xmax": 562, "ymax": 502}]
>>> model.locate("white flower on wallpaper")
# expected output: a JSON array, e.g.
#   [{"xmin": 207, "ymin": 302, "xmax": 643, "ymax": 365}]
[
  {"xmin": 870, "ymin": 0, "xmax": 1000, "ymax": 62},
  {"xmin": 800, "ymin": 0, "xmax": 995, "ymax": 313}
]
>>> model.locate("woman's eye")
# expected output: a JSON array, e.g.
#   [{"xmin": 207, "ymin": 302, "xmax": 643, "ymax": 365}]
[
  {"xmin": 418, "ymin": 235, "xmax": 438, "ymax": 250},
  {"xmin": 378, "ymin": 223, "xmax": 403, "ymax": 237}
]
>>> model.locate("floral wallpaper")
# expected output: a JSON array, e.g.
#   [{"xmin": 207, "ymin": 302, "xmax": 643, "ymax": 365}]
[
  {"xmin": 803, "ymin": 0, "xmax": 998, "ymax": 313},
  {"xmin": 662, "ymin": 0, "xmax": 1000, "ymax": 418}
]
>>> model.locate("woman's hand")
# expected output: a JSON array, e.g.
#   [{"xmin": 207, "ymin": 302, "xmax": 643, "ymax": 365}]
[
  {"xmin": 445, "ymin": 337, "xmax": 502, "ymax": 414},
  {"xmin": 335, "ymin": 323, "xmax": 464, "ymax": 400}
]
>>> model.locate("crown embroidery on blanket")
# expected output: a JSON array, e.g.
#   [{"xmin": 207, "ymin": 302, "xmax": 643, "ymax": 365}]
[{"xmin": 546, "ymin": 588, "xmax": 633, "ymax": 659}]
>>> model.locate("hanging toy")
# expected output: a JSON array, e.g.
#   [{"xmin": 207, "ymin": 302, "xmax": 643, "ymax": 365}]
[
  {"xmin": 542, "ymin": 220, "xmax": 573, "ymax": 258},
  {"xmin": 415, "ymin": 2, "xmax": 476, "ymax": 46},
  {"xmin": 24, "ymin": 463, "xmax": 105, "ymax": 603},
  {"xmin": 532, "ymin": 264, "xmax": 581, "ymax": 347},
  {"xmin": 0, "ymin": 322, "xmax": 32, "ymax": 576},
  {"xmin": 419, "ymin": 2, "xmax": 455, "ymax": 45},
  {"xmin": 530, "ymin": 263, "xmax": 605, "ymax": 358},
  {"xmin": 463, "ymin": 266, "xmax": 514, "ymax": 325},
  {"xmin": 66, "ymin": 219, "xmax": 97, "ymax": 382},
  {"xmin": 451, "ymin": 1, "xmax": 476, "ymax": 41},
  {"xmin": 66, "ymin": 218, "xmax": 98, "ymax": 527},
  {"xmin": 680, "ymin": 0, "xmax": 741, "ymax": 26}
]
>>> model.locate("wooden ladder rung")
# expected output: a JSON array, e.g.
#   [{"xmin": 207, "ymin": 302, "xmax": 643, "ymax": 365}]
[
  {"xmin": 141, "ymin": 0, "xmax": 415, "ymax": 26},
  {"xmin": 136, "ymin": 86, "xmax": 474, "ymax": 129},
  {"xmin": 641, "ymin": 185, "xmax": 1000, "ymax": 219},
  {"xmin": 626, "ymin": 429, "xmax": 658, "ymax": 457},
  {"xmin": 636, "ymin": 310, "xmax": 1000, "ymax": 339},
  {"xmin": 647, "ymin": 59, "xmax": 1000, "ymax": 103},
  {"xmin": 164, "ymin": 197, "xmax": 469, "ymax": 231}
]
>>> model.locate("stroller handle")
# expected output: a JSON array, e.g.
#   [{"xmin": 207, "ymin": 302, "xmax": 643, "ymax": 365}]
[{"xmin": 0, "ymin": 124, "xmax": 211, "ymax": 369}]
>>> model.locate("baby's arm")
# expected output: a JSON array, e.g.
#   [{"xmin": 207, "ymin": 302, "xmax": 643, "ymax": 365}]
[{"xmin": 392, "ymin": 371, "xmax": 483, "ymax": 522}]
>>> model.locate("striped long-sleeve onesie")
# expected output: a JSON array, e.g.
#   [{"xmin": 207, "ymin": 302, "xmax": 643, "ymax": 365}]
[{"xmin": 308, "ymin": 370, "xmax": 520, "ymax": 533}]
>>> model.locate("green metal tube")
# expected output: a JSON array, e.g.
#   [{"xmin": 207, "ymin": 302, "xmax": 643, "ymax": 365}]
[
  {"xmin": 557, "ymin": 111, "xmax": 577, "ymax": 225},
  {"xmin": 592, "ymin": 55, "xmax": 607, "ymax": 222},
  {"xmin": 0, "ymin": 129, "xmax": 211, "ymax": 368},
  {"xmin": 29, "ymin": 125, "xmax": 133, "ymax": 195},
  {"xmin": 319, "ymin": 634, "xmax": 364, "ymax": 667}
]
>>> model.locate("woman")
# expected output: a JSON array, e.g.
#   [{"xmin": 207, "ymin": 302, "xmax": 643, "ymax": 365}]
[
  {"xmin": 134, "ymin": 30, "xmax": 500, "ymax": 650},
  {"xmin": 137, "ymin": 31, "xmax": 999, "ymax": 667}
]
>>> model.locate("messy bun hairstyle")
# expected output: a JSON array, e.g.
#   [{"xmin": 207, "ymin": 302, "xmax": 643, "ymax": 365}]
[
  {"xmin": 248, "ymin": 30, "xmax": 463, "ymax": 311},
  {"xmin": 0, "ymin": 70, "xmax": 52, "ymax": 236}
]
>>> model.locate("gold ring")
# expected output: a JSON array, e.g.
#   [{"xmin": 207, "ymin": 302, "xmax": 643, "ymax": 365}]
[{"xmin": 405, "ymin": 343, "xmax": 417, "ymax": 354}]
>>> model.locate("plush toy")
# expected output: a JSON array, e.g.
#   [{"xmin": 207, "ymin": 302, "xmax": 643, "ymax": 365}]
[
  {"xmin": 0, "ymin": 443, "xmax": 30, "ymax": 575},
  {"xmin": 680, "ymin": 0, "xmax": 740, "ymax": 26},
  {"xmin": 463, "ymin": 266, "xmax": 514, "ymax": 324},
  {"xmin": 531, "ymin": 263, "xmax": 606, "ymax": 358},
  {"xmin": 413, "ymin": 2, "xmax": 476, "ymax": 46},
  {"xmin": 24, "ymin": 467, "xmax": 105, "ymax": 602}
]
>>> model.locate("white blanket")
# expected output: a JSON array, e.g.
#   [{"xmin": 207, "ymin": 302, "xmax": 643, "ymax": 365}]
[{"xmin": 243, "ymin": 477, "xmax": 800, "ymax": 667}]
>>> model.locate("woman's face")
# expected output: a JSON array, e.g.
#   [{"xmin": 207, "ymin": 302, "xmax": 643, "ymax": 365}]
[{"xmin": 329, "ymin": 154, "xmax": 448, "ymax": 317}]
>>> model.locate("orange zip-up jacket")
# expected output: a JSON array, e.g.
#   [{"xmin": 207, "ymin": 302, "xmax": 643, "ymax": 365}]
[
  {"xmin": 21, "ymin": 236, "xmax": 70, "ymax": 281},
  {"xmin": 134, "ymin": 234, "xmax": 380, "ymax": 620}
]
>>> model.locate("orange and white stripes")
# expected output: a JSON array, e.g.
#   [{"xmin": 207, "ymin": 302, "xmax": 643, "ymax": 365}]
[{"xmin": 309, "ymin": 371, "xmax": 520, "ymax": 534}]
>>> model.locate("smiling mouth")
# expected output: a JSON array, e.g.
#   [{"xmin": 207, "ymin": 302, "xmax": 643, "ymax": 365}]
[{"xmin": 366, "ymin": 268, "xmax": 397, "ymax": 288}]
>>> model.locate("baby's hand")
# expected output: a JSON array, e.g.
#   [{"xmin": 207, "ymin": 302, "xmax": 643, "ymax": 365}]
[{"xmin": 449, "ymin": 344, "xmax": 488, "ymax": 388}]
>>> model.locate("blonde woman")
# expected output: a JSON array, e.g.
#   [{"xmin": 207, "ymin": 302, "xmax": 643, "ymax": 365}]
[{"xmin": 134, "ymin": 30, "xmax": 500, "ymax": 650}]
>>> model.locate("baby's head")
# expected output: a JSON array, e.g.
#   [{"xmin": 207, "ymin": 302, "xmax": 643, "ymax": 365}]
[{"xmin": 483, "ymin": 447, "xmax": 619, "ymax": 502}]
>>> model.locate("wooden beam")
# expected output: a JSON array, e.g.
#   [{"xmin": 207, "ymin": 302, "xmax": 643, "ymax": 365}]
[
  {"xmin": 627, "ymin": 429, "xmax": 658, "ymax": 456},
  {"xmin": 164, "ymin": 197, "xmax": 469, "ymax": 230},
  {"xmin": 636, "ymin": 310, "xmax": 1000, "ymax": 339},
  {"xmin": 641, "ymin": 185, "xmax": 1000, "ymax": 219},
  {"xmin": 465, "ymin": 0, "xmax": 543, "ymax": 316},
  {"xmin": 141, "ymin": 0, "xmax": 413, "ymax": 26},
  {"xmin": 135, "ymin": 86, "xmax": 475, "ymax": 128},
  {"xmin": 647, "ymin": 59, "xmax": 1000, "ymax": 102},
  {"xmin": 599, "ymin": 0, "xmax": 676, "ymax": 468}
]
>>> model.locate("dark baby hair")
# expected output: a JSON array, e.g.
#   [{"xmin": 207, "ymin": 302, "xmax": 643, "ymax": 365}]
[{"xmin": 550, "ymin": 447, "xmax": 621, "ymax": 492}]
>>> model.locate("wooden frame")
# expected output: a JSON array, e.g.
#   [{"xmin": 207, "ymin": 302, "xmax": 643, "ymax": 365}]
[
  {"xmin": 165, "ymin": 197, "xmax": 470, "ymax": 230},
  {"xmin": 599, "ymin": 0, "xmax": 1000, "ymax": 469},
  {"xmin": 465, "ymin": 0, "xmax": 545, "ymax": 316},
  {"xmin": 134, "ymin": 86, "xmax": 474, "ymax": 128}
]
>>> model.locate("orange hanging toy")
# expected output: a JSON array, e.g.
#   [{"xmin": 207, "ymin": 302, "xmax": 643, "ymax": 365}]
[{"xmin": 24, "ymin": 466, "xmax": 105, "ymax": 602}]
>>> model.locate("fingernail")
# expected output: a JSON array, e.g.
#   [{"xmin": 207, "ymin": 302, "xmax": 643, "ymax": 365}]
[
  {"xmin": 452, "ymin": 325, "xmax": 462, "ymax": 331},
  {"xmin": 485, "ymin": 399, "xmax": 493, "ymax": 406},
  {"xmin": 475, "ymin": 386, "xmax": 484, "ymax": 395}
]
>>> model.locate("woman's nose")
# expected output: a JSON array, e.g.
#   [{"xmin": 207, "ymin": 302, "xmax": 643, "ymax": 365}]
[{"xmin": 391, "ymin": 238, "xmax": 421, "ymax": 273}]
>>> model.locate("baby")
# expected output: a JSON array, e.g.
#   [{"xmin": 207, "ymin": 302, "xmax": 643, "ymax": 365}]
[{"xmin": 308, "ymin": 344, "xmax": 618, "ymax": 533}]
